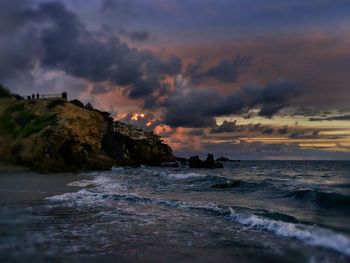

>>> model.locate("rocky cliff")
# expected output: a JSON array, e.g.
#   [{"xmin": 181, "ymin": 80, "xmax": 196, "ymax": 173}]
[{"xmin": 0, "ymin": 98, "xmax": 174, "ymax": 172}]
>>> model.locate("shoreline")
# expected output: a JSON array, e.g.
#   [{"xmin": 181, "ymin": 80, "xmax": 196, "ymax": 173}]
[{"xmin": 0, "ymin": 167, "xmax": 89, "ymax": 203}]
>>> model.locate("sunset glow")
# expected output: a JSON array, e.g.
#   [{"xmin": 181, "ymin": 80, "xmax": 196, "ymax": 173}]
[{"xmin": 1, "ymin": 0, "xmax": 349, "ymax": 160}]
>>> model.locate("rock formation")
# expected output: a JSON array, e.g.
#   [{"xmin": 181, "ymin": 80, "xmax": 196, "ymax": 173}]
[
  {"xmin": 188, "ymin": 154, "xmax": 223, "ymax": 169},
  {"xmin": 0, "ymin": 98, "xmax": 174, "ymax": 172}
]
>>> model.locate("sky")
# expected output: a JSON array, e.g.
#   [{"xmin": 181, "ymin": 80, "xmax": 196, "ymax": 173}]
[{"xmin": 1, "ymin": 0, "xmax": 350, "ymax": 159}]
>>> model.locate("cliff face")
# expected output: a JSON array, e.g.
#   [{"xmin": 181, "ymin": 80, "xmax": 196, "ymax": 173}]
[{"xmin": 0, "ymin": 98, "xmax": 174, "ymax": 172}]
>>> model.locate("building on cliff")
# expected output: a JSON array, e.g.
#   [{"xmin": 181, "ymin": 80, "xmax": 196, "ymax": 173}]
[{"xmin": 113, "ymin": 121, "xmax": 162, "ymax": 143}]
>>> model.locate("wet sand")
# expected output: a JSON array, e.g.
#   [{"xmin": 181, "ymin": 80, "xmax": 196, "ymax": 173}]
[{"xmin": 0, "ymin": 164, "xmax": 87, "ymax": 203}]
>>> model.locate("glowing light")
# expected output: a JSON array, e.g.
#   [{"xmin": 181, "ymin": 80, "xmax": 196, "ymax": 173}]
[
  {"xmin": 154, "ymin": 124, "xmax": 172, "ymax": 135},
  {"xmin": 131, "ymin": 113, "xmax": 145, "ymax": 121}
]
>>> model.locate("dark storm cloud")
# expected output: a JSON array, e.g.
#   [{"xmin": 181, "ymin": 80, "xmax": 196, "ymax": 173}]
[
  {"xmin": 309, "ymin": 115, "xmax": 350, "ymax": 121},
  {"xmin": 0, "ymin": 0, "xmax": 41, "ymax": 34},
  {"xmin": 211, "ymin": 121, "xmax": 237, "ymax": 133},
  {"xmin": 0, "ymin": 0, "xmax": 42, "ymax": 83},
  {"xmin": 248, "ymin": 123, "xmax": 264, "ymax": 132},
  {"xmin": 94, "ymin": 0, "xmax": 350, "ymax": 40},
  {"xmin": 278, "ymin": 126, "xmax": 289, "ymax": 135},
  {"xmin": 162, "ymin": 78, "xmax": 302, "ymax": 128},
  {"xmin": 162, "ymin": 87, "xmax": 218, "ymax": 128},
  {"xmin": 211, "ymin": 79, "xmax": 302, "ymax": 118},
  {"xmin": 262, "ymin": 128, "xmax": 274, "ymax": 135},
  {"xmin": 39, "ymin": 3, "xmax": 181, "ymax": 96},
  {"xmin": 127, "ymin": 55, "xmax": 181, "ymax": 99},
  {"xmin": 288, "ymin": 131, "xmax": 322, "ymax": 139},
  {"xmin": 187, "ymin": 56, "xmax": 251, "ymax": 83},
  {"xmin": 0, "ymin": 1, "xmax": 181, "ymax": 98},
  {"xmin": 209, "ymin": 121, "xmax": 277, "ymax": 135}
]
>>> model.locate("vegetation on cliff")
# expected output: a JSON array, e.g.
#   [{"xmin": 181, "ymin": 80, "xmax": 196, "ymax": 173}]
[{"xmin": 0, "ymin": 97, "xmax": 174, "ymax": 173}]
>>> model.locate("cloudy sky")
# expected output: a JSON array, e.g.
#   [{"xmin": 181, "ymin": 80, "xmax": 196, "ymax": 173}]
[{"xmin": 1, "ymin": 0, "xmax": 350, "ymax": 159}]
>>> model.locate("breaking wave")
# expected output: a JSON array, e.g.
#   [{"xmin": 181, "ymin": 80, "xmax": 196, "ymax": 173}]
[
  {"xmin": 227, "ymin": 208, "xmax": 350, "ymax": 256},
  {"xmin": 47, "ymin": 176, "xmax": 350, "ymax": 257},
  {"xmin": 284, "ymin": 189, "xmax": 350, "ymax": 210},
  {"xmin": 163, "ymin": 172, "xmax": 207, "ymax": 180}
]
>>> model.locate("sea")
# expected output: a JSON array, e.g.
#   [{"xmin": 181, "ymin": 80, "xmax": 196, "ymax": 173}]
[{"xmin": 0, "ymin": 161, "xmax": 349, "ymax": 262}]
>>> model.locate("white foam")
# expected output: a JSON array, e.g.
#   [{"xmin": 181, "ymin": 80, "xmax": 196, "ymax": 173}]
[
  {"xmin": 67, "ymin": 180, "xmax": 94, "ymax": 187},
  {"xmin": 165, "ymin": 172, "xmax": 206, "ymax": 180},
  {"xmin": 228, "ymin": 208, "xmax": 350, "ymax": 256},
  {"xmin": 47, "ymin": 172, "xmax": 350, "ymax": 257},
  {"xmin": 46, "ymin": 189, "xmax": 95, "ymax": 202},
  {"xmin": 47, "ymin": 174, "xmax": 125, "ymax": 206},
  {"xmin": 111, "ymin": 166, "xmax": 124, "ymax": 171}
]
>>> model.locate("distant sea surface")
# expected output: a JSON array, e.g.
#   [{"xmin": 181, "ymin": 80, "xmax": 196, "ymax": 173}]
[{"xmin": 0, "ymin": 161, "xmax": 350, "ymax": 262}]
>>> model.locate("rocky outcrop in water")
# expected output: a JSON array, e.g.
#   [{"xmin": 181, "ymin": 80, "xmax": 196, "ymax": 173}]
[
  {"xmin": 0, "ymin": 98, "xmax": 174, "ymax": 172},
  {"xmin": 188, "ymin": 154, "xmax": 223, "ymax": 169}
]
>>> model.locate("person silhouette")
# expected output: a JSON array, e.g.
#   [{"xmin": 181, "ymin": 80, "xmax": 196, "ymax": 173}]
[
  {"xmin": 36, "ymin": 93, "xmax": 40, "ymax": 99},
  {"xmin": 32, "ymin": 93, "xmax": 35, "ymax": 99}
]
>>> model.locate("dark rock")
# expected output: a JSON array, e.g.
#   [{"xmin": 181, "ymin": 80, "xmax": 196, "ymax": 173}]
[
  {"xmin": 188, "ymin": 156, "xmax": 202, "ymax": 168},
  {"xmin": 175, "ymin": 156, "xmax": 188, "ymax": 165},
  {"xmin": 102, "ymin": 122, "xmax": 174, "ymax": 167},
  {"xmin": 189, "ymin": 154, "xmax": 223, "ymax": 169},
  {"xmin": 211, "ymin": 181, "xmax": 241, "ymax": 188}
]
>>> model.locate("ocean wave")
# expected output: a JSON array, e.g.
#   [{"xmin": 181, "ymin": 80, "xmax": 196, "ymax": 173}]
[
  {"xmin": 47, "ymin": 188, "xmax": 350, "ymax": 256},
  {"xmin": 332, "ymin": 183, "xmax": 350, "ymax": 188},
  {"xmin": 111, "ymin": 166, "xmax": 125, "ymax": 171},
  {"xmin": 67, "ymin": 180, "xmax": 95, "ymax": 187},
  {"xmin": 164, "ymin": 172, "xmax": 207, "ymax": 180},
  {"xmin": 156, "ymin": 171, "xmax": 272, "ymax": 190},
  {"xmin": 46, "ymin": 189, "xmax": 94, "ymax": 202},
  {"xmin": 47, "ymin": 175, "xmax": 126, "ymax": 204},
  {"xmin": 284, "ymin": 189, "xmax": 350, "ymax": 210},
  {"xmin": 46, "ymin": 174, "xmax": 350, "ymax": 257},
  {"xmin": 227, "ymin": 208, "xmax": 350, "ymax": 256}
]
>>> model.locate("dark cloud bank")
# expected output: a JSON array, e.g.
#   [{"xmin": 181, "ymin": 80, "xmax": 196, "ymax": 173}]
[
  {"xmin": 161, "ymin": 78, "xmax": 301, "ymax": 128},
  {"xmin": 210, "ymin": 121, "xmax": 276, "ymax": 135},
  {"xmin": 0, "ymin": 0, "xmax": 181, "ymax": 98},
  {"xmin": 309, "ymin": 115, "xmax": 350, "ymax": 121},
  {"xmin": 1, "ymin": 0, "xmax": 302, "ymax": 129},
  {"xmin": 186, "ymin": 56, "xmax": 251, "ymax": 84}
]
